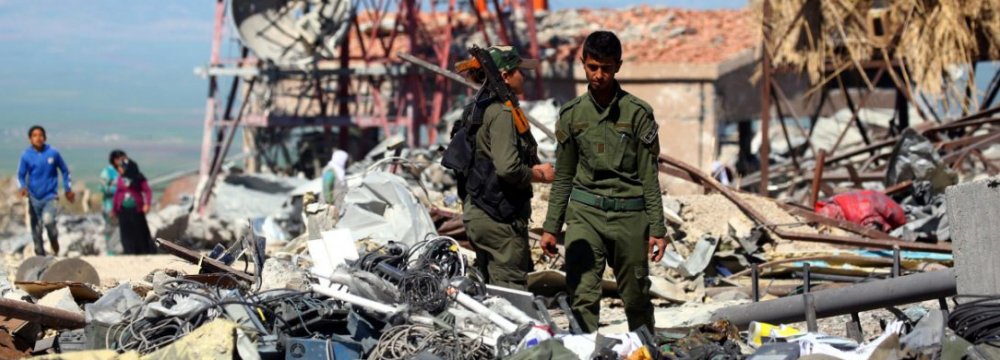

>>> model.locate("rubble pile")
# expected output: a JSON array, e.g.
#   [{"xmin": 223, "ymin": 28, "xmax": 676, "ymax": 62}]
[
  {"xmin": 1, "ymin": 101, "xmax": 995, "ymax": 360},
  {"xmin": 0, "ymin": 144, "xmax": 987, "ymax": 359},
  {"xmin": 0, "ymin": 178, "xmax": 32, "ymax": 255}
]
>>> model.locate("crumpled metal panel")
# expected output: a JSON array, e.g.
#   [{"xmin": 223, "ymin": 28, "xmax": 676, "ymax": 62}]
[{"xmin": 336, "ymin": 171, "xmax": 438, "ymax": 247}]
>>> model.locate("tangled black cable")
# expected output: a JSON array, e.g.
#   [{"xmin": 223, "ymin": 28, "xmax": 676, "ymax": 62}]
[
  {"xmin": 110, "ymin": 281, "xmax": 314, "ymax": 354},
  {"xmin": 399, "ymin": 270, "xmax": 449, "ymax": 314},
  {"xmin": 111, "ymin": 279, "xmax": 223, "ymax": 353},
  {"xmin": 949, "ymin": 295, "xmax": 1000, "ymax": 346},
  {"xmin": 405, "ymin": 237, "xmax": 467, "ymax": 279},
  {"xmin": 357, "ymin": 242, "xmax": 408, "ymax": 274}
]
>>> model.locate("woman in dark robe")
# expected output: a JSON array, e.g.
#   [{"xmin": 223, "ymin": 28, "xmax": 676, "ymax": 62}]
[{"xmin": 112, "ymin": 158, "xmax": 156, "ymax": 254}]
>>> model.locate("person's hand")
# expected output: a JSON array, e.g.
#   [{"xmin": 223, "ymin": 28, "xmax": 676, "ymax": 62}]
[
  {"xmin": 648, "ymin": 236, "xmax": 666, "ymax": 262},
  {"xmin": 18, "ymin": 188, "xmax": 26, "ymax": 198},
  {"xmin": 65, "ymin": 191, "xmax": 76, "ymax": 203},
  {"xmin": 540, "ymin": 232, "xmax": 559, "ymax": 257},
  {"xmin": 532, "ymin": 164, "xmax": 555, "ymax": 183},
  {"xmin": 142, "ymin": 204, "xmax": 150, "ymax": 214}
]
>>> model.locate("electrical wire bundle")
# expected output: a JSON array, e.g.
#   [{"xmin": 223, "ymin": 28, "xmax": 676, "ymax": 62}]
[
  {"xmin": 366, "ymin": 324, "xmax": 493, "ymax": 360},
  {"xmin": 356, "ymin": 242, "xmax": 408, "ymax": 273},
  {"xmin": 110, "ymin": 279, "xmax": 228, "ymax": 353},
  {"xmin": 949, "ymin": 295, "xmax": 1000, "ymax": 346},
  {"xmin": 399, "ymin": 270, "xmax": 448, "ymax": 314},
  {"xmin": 405, "ymin": 236, "xmax": 468, "ymax": 280}
]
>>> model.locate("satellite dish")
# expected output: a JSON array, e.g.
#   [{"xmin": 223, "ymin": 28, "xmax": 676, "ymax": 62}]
[{"xmin": 232, "ymin": 0, "xmax": 354, "ymax": 66}]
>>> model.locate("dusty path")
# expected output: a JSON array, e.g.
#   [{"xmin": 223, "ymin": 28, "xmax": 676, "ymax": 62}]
[{"xmin": 79, "ymin": 255, "xmax": 200, "ymax": 285}]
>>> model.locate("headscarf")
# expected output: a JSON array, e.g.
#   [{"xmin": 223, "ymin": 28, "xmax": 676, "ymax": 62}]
[
  {"xmin": 121, "ymin": 159, "xmax": 146, "ymax": 192},
  {"xmin": 324, "ymin": 150, "xmax": 349, "ymax": 182}
]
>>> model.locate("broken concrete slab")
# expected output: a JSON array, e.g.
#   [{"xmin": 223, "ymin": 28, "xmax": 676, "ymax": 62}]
[
  {"xmin": 258, "ymin": 258, "xmax": 309, "ymax": 292},
  {"xmin": 945, "ymin": 176, "xmax": 1000, "ymax": 298},
  {"xmin": 38, "ymin": 287, "xmax": 81, "ymax": 315}
]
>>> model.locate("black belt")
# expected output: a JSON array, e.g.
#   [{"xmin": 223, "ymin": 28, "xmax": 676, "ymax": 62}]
[{"xmin": 570, "ymin": 188, "xmax": 644, "ymax": 212}]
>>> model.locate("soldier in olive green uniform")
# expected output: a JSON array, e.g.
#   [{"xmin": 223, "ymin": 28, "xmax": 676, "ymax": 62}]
[
  {"xmin": 456, "ymin": 46, "xmax": 555, "ymax": 290},
  {"xmin": 541, "ymin": 31, "xmax": 667, "ymax": 332}
]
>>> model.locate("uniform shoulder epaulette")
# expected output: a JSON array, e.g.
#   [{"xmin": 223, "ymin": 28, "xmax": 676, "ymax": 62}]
[
  {"xmin": 559, "ymin": 95, "xmax": 585, "ymax": 116},
  {"xmin": 622, "ymin": 94, "xmax": 658, "ymax": 145},
  {"xmin": 624, "ymin": 94, "xmax": 653, "ymax": 116}
]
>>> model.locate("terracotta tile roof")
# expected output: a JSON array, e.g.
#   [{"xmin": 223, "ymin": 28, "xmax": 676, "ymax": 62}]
[
  {"xmin": 542, "ymin": 6, "xmax": 760, "ymax": 64},
  {"xmin": 348, "ymin": 6, "xmax": 759, "ymax": 65}
]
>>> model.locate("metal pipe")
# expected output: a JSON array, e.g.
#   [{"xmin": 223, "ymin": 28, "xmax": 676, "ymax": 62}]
[
  {"xmin": 751, "ymin": 264, "xmax": 760, "ymax": 302},
  {"xmin": 522, "ymin": 0, "xmax": 544, "ymax": 99},
  {"xmin": 533, "ymin": 297, "xmax": 560, "ymax": 333},
  {"xmin": 848, "ymin": 313, "xmax": 864, "ymax": 342},
  {"xmin": 557, "ymin": 293, "xmax": 583, "ymax": 334},
  {"xmin": 803, "ymin": 263, "xmax": 812, "ymax": 293},
  {"xmin": 711, "ymin": 269, "xmax": 957, "ymax": 329},
  {"xmin": 804, "ymin": 293, "xmax": 818, "ymax": 332},
  {"xmin": 809, "ymin": 150, "xmax": 826, "ymax": 208},
  {"xmin": 313, "ymin": 285, "xmax": 399, "ymax": 315},
  {"xmin": 793, "ymin": 271, "xmax": 880, "ymax": 284},
  {"xmin": 454, "ymin": 291, "xmax": 518, "ymax": 333},
  {"xmin": 759, "ymin": 0, "xmax": 772, "ymax": 196},
  {"xmin": 398, "ymin": 52, "xmax": 481, "ymax": 90},
  {"xmin": 397, "ymin": 52, "xmax": 557, "ymax": 141},
  {"xmin": 0, "ymin": 298, "xmax": 85, "ymax": 330},
  {"xmin": 892, "ymin": 246, "xmax": 901, "ymax": 278}
]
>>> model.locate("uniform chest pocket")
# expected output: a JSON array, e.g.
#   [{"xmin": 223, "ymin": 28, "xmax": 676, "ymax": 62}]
[
  {"xmin": 572, "ymin": 122, "xmax": 603, "ymax": 170},
  {"xmin": 611, "ymin": 124, "xmax": 638, "ymax": 173}
]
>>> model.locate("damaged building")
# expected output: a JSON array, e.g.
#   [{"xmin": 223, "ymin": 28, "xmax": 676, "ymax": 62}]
[{"xmin": 2, "ymin": 0, "xmax": 1000, "ymax": 359}]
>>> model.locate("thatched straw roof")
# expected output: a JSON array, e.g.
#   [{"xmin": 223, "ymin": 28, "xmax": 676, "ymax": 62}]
[{"xmin": 757, "ymin": 0, "xmax": 1000, "ymax": 97}]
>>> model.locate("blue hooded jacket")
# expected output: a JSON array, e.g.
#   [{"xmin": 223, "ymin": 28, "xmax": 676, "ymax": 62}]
[{"xmin": 17, "ymin": 144, "xmax": 72, "ymax": 201}]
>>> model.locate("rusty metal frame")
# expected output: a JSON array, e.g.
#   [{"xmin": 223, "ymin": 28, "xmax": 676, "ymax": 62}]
[{"xmin": 195, "ymin": 0, "xmax": 543, "ymax": 212}]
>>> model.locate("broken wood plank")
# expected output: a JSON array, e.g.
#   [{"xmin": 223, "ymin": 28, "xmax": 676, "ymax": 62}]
[{"xmin": 155, "ymin": 238, "xmax": 255, "ymax": 283}]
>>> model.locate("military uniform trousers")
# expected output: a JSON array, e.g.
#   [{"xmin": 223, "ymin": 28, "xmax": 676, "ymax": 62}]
[
  {"xmin": 564, "ymin": 200, "xmax": 653, "ymax": 333},
  {"xmin": 464, "ymin": 204, "xmax": 533, "ymax": 291}
]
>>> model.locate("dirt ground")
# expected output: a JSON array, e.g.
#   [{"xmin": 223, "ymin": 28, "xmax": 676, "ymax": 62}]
[
  {"xmin": 79, "ymin": 255, "xmax": 200, "ymax": 286},
  {"xmin": 4, "ymin": 254, "xmax": 200, "ymax": 288}
]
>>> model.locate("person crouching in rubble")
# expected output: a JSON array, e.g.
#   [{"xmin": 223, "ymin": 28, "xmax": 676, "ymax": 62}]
[
  {"xmin": 448, "ymin": 45, "xmax": 555, "ymax": 291},
  {"xmin": 111, "ymin": 154, "xmax": 156, "ymax": 255},
  {"xmin": 540, "ymin": 31, "xmax": 668, "ymax": 333}
]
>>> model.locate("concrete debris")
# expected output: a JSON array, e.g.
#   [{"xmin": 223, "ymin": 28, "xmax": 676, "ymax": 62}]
[
  {"xmin": 55, "ymin": 214, "xmax": 106, "ymax": 257},
  {"xmin": 144, "ymin": 204, "xmax": 189, "ymax": 244},
  {"xmin": 257, "ymin": 257, "xmax": 310, "ymax": 292},
  {"xmin": 37, "ymin": 287, "xmax": 81, "ymax": 315}
]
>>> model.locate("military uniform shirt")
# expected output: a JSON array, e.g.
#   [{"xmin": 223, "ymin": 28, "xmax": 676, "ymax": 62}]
[{"xmin": 542, "ymin": 84, "xmax": 667, "ymax": 237}]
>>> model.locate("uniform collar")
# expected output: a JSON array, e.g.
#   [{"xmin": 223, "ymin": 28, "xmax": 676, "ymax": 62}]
[{"xmin": 586, "ymin": 81, "xmax": 624, "ymax": 121}]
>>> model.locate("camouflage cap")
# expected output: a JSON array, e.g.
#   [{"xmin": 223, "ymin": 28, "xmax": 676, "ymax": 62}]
[{"xmin": 487, "ymin": 45, "xmax": 539, "ymax": 72}]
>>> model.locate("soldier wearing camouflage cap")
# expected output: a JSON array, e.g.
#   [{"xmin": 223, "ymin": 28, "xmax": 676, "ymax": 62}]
[{"xmin": 454, "ymin": 45, "xmax": 554, "ymax": 290}]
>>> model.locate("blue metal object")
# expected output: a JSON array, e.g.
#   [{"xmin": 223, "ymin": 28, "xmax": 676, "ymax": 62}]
[{"xmin": 285, "ymin": 336, "xmax": 362, "ymax": 360}]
